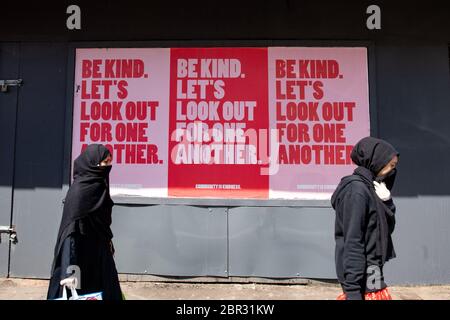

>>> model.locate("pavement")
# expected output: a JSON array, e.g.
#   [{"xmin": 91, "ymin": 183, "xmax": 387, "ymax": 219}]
[{"xmin": 1, "ymin": 278, "xmax": 450, "ymax": 300}]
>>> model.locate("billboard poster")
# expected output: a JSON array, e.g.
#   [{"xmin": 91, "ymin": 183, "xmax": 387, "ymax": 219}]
[{"xmin": 72, "ymin": 47, "xmax": 370, "ymax": 200}]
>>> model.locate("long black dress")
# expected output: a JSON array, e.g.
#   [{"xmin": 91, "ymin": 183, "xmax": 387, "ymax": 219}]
[{"xmin": 47, "ymin": 144, "xmax": 122, "ymax": 300}]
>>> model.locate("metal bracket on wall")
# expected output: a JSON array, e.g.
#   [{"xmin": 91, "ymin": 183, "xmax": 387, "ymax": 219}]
[
  {"xmin": 0, "ymin": 79, "xmax": 23, "ymax": 93},
  {"xmin": 0, "ymin": 225, "xmax": 18, "ymax": 244}
]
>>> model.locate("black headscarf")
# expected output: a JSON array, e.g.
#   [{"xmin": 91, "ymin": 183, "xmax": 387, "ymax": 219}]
[
  {"xmin": 52, "ymin": 144, "xmax": 114, "ymax": 272},
  {"xmin": 332, "ymin": 137, "xmax": 400, "ymax": 264}
]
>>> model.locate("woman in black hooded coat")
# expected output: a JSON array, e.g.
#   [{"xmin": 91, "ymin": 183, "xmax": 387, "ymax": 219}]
[
  {"xmin": 332, "ymin": 137, "xmax": 399, "ymax": 300},
  {"xmin": 47, "ymin": 144, "xmax": 123, "ymax": 300}
]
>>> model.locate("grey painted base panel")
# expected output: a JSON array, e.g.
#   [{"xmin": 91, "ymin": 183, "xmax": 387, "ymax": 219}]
[
  {"xmin": 112, "ymin": 205, "xmax": 228, "ymax": 277},
  {"xmin": 228, "ymin": 206, "xmax": 336, "ymax": 279},
  {"xmin": 111, "ymin": 196, "xmax": 450, "ymax": 285},
  {"xmin": 8, "ymin": 188, "xmax": 63, "ymax": 278},
  {"xmin": 0, "ymin": 42, "xmax": 19, "ymax": 277},
  {"xmin": 0, "ymin": 244, "xmax": 8, "ymax": 277},
  {"xmin": 228, "ymin": 197, "xmax": 450, "ymax": 285},
  {"xmin": 384, "ymin": 197, "xmax": 450, "ymax": 285},
  {"xmin": 7, "ymin": 194, "xmax": 450, "ymax": 286},
  {"xmin": 0, "ymin": 187, "xmax": 12, "ymax": 277}
]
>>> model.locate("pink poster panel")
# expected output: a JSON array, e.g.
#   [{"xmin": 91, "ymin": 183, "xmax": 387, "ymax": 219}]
[
  {"xmin": 72, "ymin": 48, "xmax": 170, "ymax": 197},
  {"xmin": 268, "ymin": 47, "xmax": 370, "ymax": 200}
]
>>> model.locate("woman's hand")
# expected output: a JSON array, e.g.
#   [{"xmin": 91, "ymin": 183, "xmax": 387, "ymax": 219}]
[{"xmin": 373, "ymin": 181, "xmax": 391, "ymax": 201}]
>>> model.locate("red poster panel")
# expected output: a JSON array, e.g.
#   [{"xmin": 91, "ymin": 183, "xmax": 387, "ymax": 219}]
[{"xmin": 168, "ymin": 48, "xmax": 269, "ymax": 198}]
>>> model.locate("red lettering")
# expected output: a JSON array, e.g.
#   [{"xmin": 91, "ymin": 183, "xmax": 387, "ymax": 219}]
[
  {"xmin": 336, "ymin": 124, "xmax": 346, "ymax": 143},
  {"xmin": 90, "ymin": 80, "xmax": 101, "ymax": 99},
  {"xmin": 301, "ymin": 145, "xmax": 312, "ymax": 164},
  {"xmin": 136, "ymin": 144, "xmax": 146, "ymax": 164},
  {"xmin": 322, "ymin": 102, "xmax": 333, "ymax": 121},
  {"xmin": 323, "ymin": 124, "xmax": 333, "ymax": 142},
  {"xmin": 346, "ymin": 145, "xmax": 354, "ymax": 165},
  {"xmin": 275, "ymin": 60, "xmax": 286, "ymax": 78},
  {"xmin": 82, "ymin": 60, "xmax": 92, "ymax": 78},
  {"xmin": 324, "ymin": 145, "xmax": 335, "ymax": 165},
  {"xmin": 125, "ymin": 123, "xmax": 138, "ymax": 141},
  {"xmin": 345, "ymin": 102, "xmax": 355, "ymax": 121},
  {"xmin": 89, "ymin": 123, "xmax": 100, "ymax": 141},
  {"xmin": 90, "ymin": 102, "xmax": 101, "ymax": 120},
  {"xmin": 138, "ymin": 123, "xmax": 148, "ymax": 142},
  {"xmin": 313, "ymin": 124, "xmax": 324, "ymax": 142},
  {"xmin": 276, "ymin": 80, "xmax": 285, "ymax": 99},
  {"xmin": 147, "ymin": 145, "xmax": 159, "ymax": 164},
  {"xmin": 299, "ymin": 60, "xmax": 310, "ymax": 78},
  {"xmin": 276, "ymin": 101, "xmax": 286, "ymax": 121},
  {"xmin": 81, "ymin": 80, "xmax": 90, "ymax": 99},
  {"xmin": 114, "ymin": 144, "xmax": 125, "ymax": 164},
  {"xmin": 286, "ymin": 60, "xmax": 296, "ymax": 78},
  {"xmin": 105, "ymin": 60, "xmax": 116, "ymax": 78},
  {"xmin": 276, "ymin": 123, "xmax": 286, "ymax": 142},
  {"xmin": 311, "ymin": 145, "xmax": 323, "ymax": 164},
  {"xmin": 112, "ymin": 102, "xmax": 123, "ymax": 120},
  {"xmin": 313, "ymin": 81, "xmax": 324, "ymax": 100},
  {"xmin": 335, "ymin": 145, "xmax": 346, "ymax": 165},
  {"xmin": 86, "ymin": 123, "xmax": 113, "ymax": 142},
  {"xmin": 80, "ymin": 123, "xmax": 90, "ymax": 142},
  {"xmin": 279, "ymin": 145, "xmax": 288, "ymax": 164},
  {"xmin": 308, "ymin": 102, "xmax": 319, "ymax": 121},
  {"xmin": 125, "ymin": 144, "xmax": 136, "ymax": 163},
  {"xmin": 133, "ymin": 59, "xmax": 144, "ymax": 78},
  {"xmin": 287, "ymin": 145, "xmax": 300, "ymax": 164},
  {"xmin": 80, "ymin": 101, "xmax": 89, "ymax": 120},
  {"xmin": 101, "ymin": 123, "xmax": 113, "ymax": 141},
  {"xmin": 117, "ymin": 80, "xmax": 128, "ymax": 99},
  {"xmin": 328, "ymin": 60, "xmax": 339, "ymax": 78},
  {"xmin": 148, "ymin": 101, "xmax": 158, "ymax": 121},
  {"xmin": 125, "ymin": 102, "xmax": 136, "ymax": 120},
  {"xmin": 285, "ymin": 80, "xmax": 297, "ymax": 99},
  {"xmin": 122, "ymin": 60, "xmax": 133, "ymax": 77},
  {"xmin": 92, "ymin": 60, "xmax": 102, "ymax": 78}
]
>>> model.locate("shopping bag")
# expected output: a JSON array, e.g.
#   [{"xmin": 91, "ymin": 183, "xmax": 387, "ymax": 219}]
[
  {"xmin": 54, "ymin": 285, "xmax": 103, "ymax": 300},
  {"xmin": 54, "ymin": 277, "xmax": 103, "ymax": 300}
]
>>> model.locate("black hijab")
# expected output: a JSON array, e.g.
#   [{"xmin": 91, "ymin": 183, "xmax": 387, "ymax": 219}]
[
  {"xmin": 52, "ymin": 144, "xmax": 114, "ymax": 271},
  {"xmin": 332, "ymin": 137, "xmax": 400, "ymax": 264}
]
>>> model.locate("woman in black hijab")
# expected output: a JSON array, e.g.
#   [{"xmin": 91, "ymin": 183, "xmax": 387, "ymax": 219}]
[
  {"xmin": 331, "ymin": 137, "xmax": 399, "ymax": 300},
  {"xmin": 47, "ymin": 144, "xmax": 123, "ymax": 300}
]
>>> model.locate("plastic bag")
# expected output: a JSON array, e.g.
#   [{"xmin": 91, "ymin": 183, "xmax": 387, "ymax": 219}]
[
  {"xmin": 54, "ymin": 277, "xmax": 102, "ymax": 300},
  {"xmin": 336, "ymin": 287, "xmax": 392, "ymax": 300}
]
